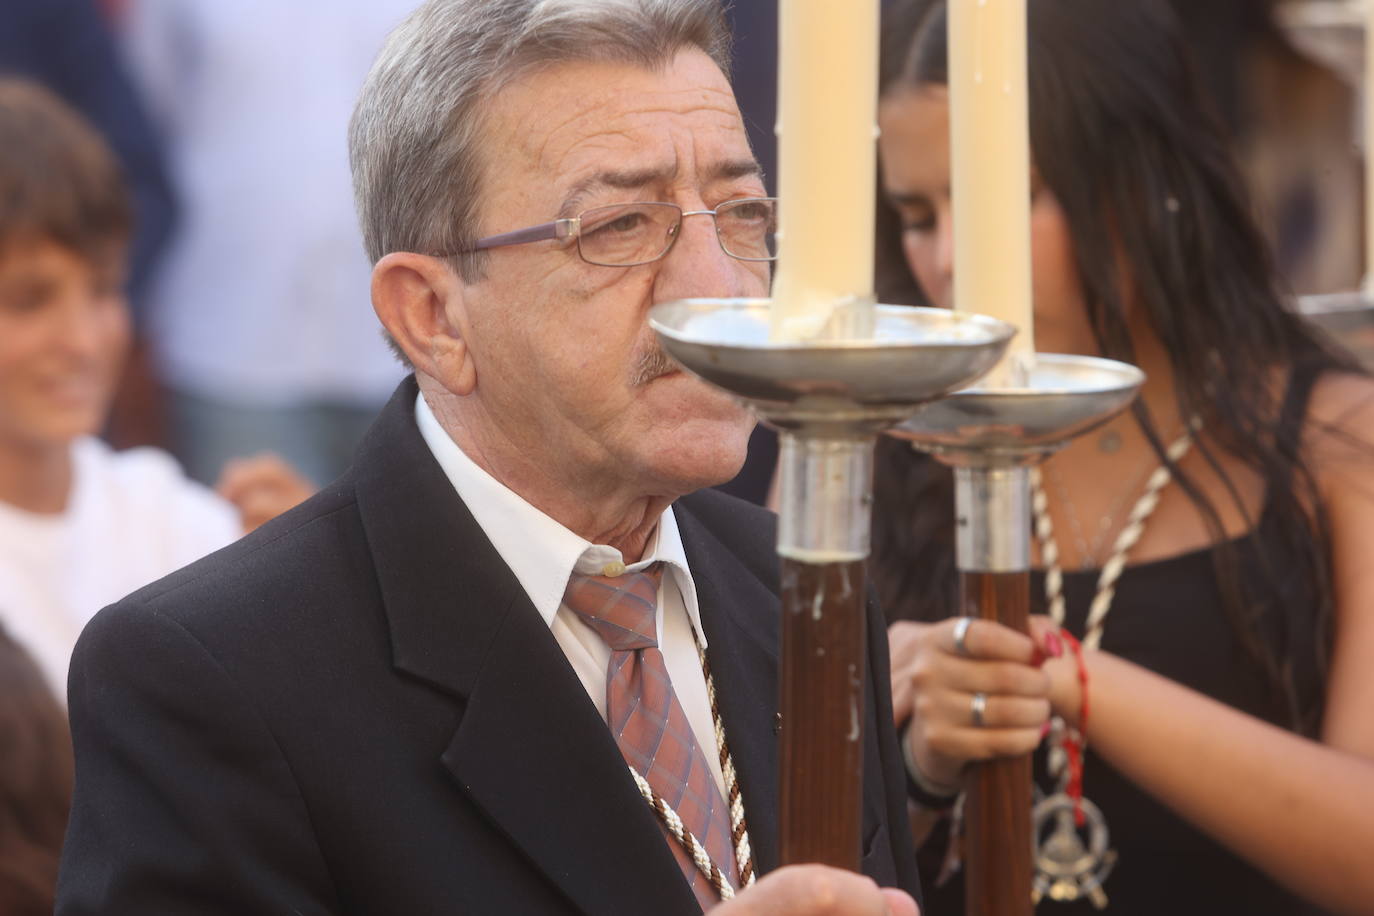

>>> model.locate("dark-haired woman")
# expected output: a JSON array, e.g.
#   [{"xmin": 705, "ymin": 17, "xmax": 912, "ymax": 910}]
[
  {"xmin": 872, "ymin": 1, "xmax": 1374, "ymax": 914},
  {"xmin": 0, "ymin": 626, "xmax": 72, "ymax": 916}
]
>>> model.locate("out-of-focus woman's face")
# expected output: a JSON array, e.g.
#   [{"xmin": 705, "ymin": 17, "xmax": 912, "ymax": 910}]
[
  {"xmin": 0, "ymin": 238, "xmax": 130, "ymax": 453},
  {"xmin": 877, "ymin": 84, "xmax": 1096, "ymax": 355}
]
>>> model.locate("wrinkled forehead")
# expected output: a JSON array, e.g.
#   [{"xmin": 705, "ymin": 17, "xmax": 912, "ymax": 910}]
[{"xmin": 475, "ymin": 50, "xmax": 755, "ymax": 212}]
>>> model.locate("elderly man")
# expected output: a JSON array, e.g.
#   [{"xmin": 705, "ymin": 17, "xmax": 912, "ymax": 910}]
[{"xmin": 56, "ymin": 1, "xmax": 921, "ymax": 913}]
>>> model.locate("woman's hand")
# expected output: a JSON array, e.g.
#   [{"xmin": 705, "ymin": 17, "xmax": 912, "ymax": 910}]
[
  {"xmin": 889, "ymin": 617, "xmax": 1057, "ymax": 791},
  {"xmin": 1026, "ymin": 615, "xmax": 1085, "ymax": 729}
]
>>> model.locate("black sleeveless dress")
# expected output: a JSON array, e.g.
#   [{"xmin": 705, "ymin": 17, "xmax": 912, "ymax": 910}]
[{"xmin": 912, "ymin": 368, "xmax": 1332, "ymax": 916}]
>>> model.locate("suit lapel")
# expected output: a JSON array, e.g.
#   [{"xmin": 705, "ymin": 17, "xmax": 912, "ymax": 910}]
[
  {"xmin": 442, "ymin": 589, "xmax": 702, "ymax": 916},
  {"xmin": 675, "ymin": 499, "xmax": 782, "ymax": 878},
  {"xmin": 352, "ymin": 378, "xmax": 699, "ymax": 916}
]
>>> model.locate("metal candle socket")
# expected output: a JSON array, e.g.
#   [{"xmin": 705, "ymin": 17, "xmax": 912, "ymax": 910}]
[
  {"xmin": 650, "ymin": 298, "xmax": 1015, "ymax": 871},
  {"xmin": 889, "ymin": 353, "xmax": 1143, "ymax": 916}
]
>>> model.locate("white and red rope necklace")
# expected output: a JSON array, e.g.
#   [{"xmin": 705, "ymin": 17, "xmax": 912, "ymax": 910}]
[
  {"xmin": 1031, "ymin": 421, "xmax": 1198, "ymax": 647},
  {"xmin": 1026, "ymin": 420, "xmax": 1197, "ymax": 907}
]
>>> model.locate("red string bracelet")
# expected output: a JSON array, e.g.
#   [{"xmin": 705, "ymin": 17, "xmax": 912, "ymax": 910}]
[{"xmin": 1059, "ymin": 629, "xmax": 1091, "ymax": 827}]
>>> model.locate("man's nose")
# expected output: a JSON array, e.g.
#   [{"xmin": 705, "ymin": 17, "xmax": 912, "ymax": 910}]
[{"xmin": 654, "ymin": 210, "xmax": 756, "ymax": 301}]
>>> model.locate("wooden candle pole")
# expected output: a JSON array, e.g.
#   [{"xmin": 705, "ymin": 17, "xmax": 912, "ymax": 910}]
[
  {"xmin": 948, "ymin": 1, "xmax": 1036, "ymax": 912},
  {"xmin": 778, "ymin": 555, "xmax": 867, "ymax": 867},
  {"xmin": 769, "ymin": 0, "xmax": 880, "ymax": 872},
  {"xmin": 954, "ymin": 465, "xmax": 1034, "ymax": 916},
  {"xmin": 960, "ymin": 572, "xmax": 1034, "ymax": 915},
  {"xmin": 774, "ymin": 433, "xmax": 873, "ymax": 870}
]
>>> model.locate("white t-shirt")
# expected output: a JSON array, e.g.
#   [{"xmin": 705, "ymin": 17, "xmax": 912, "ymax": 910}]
[{"xmin": 0, "ymin": 437, "xmax": 241, "ymax": 699}]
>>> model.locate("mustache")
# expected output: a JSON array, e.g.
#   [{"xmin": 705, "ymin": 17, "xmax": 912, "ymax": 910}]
[{"xmin": 629, "ymin": 343, "xmax": 680, "ymax": 387}]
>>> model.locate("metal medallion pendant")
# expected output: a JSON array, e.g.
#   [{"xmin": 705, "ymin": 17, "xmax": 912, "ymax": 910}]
[{"xmin": 1032, "ymin": 791, "xmax": 1117, "ymax": 909}]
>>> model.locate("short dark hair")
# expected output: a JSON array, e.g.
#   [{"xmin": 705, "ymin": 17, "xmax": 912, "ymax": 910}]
[{"xmin": 0, "ymin": 78, "xmax": 132, "ymax": 270}]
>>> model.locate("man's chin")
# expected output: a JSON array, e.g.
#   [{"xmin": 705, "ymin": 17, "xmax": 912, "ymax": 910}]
[
  {"xmin": 654, "ymin": 422, "xmax": 755, "ymax": 491},
  {"xmin": 650, "ymin": 446, "xmax": 751, "ymax": 495}
]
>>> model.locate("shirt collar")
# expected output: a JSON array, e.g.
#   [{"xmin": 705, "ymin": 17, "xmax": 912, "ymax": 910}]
[{"xmin": 413, "ymin": 392, "xmax": 705, "ymax": 645}]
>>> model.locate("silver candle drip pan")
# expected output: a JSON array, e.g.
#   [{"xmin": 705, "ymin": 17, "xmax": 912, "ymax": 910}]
[
  {"xmin": 891, "ymin": 353, "xmax": 1146, "ymax": 465},
  {"xmin": 649, "ymin": 298, "xmax": 1016, "ymax": 432}
]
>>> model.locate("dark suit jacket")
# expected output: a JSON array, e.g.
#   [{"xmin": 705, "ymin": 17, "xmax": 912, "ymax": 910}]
[{"xmin": 57, "ymin": 377, "xmax": 920, "ymax": 915}]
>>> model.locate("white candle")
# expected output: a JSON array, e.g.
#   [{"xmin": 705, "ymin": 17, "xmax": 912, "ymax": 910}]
[
  {"xmin": 770, "ymin": 0, "xmax": 881, "ymax": 342},
  {"xmin": 1365, "ymin": 0, "xmax": 1374, "ymax": 295},
  {"xmin": 948, "ymin": 0, "xmax": 1035, "ymax": 385}
]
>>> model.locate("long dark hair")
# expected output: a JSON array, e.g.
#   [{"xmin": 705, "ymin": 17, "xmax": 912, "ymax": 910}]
[
  {"xmin": 871, "ymin": 0, "xmax": 1363, "ymax": 734},
  {"xmin": 0, "ymin": 629, "xmax": 73, "ymax": 915}
]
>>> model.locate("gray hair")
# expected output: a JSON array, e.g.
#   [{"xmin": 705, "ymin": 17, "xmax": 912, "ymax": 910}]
[{"xmin": 349, "ymin": 0, "xmax": 732, "ymax": 283}]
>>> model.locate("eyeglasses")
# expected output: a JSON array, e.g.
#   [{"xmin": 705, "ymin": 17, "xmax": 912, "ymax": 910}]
[{"xmin": 448, "ymin": 197, "xmax": 778, "ymax": 267}]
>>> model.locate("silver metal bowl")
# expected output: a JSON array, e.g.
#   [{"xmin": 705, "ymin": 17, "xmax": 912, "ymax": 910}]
[
  {"xmin": 890, "ymin": 353, "xmax": 1145, "ymax": 463},
  {"xmin": 648, "ymin": 298, "xmax": 1016, "ymax": 430}
]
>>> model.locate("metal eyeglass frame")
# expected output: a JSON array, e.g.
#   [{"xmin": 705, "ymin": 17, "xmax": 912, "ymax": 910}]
[{"xmin": 443, "ymin": 197, "xmax": 778, "ymax": 267}]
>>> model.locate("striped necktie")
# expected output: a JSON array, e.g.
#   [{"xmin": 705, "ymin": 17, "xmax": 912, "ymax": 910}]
[{"xmin": 563, "ymin": 563, "xmax": 738, "ymax": 910}]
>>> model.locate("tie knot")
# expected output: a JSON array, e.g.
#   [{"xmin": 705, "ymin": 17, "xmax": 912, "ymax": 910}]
[{"xmin": 563, "ymin": 562, "xmax": 664, "ymax": 652}]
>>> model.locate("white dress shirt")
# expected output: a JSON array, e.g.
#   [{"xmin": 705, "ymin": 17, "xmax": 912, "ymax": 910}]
[{"xmin": 414, "ymin": 394, "xmax": 728, "ymax": 797}]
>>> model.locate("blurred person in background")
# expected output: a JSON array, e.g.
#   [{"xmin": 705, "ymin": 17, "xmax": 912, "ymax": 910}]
[
  {"xmin": 1169, "ymin": 0, "xmax": 1362, "ymax": 295},
  {"xmin": 0, "ymin": 0, "xmax": 174, "ymax": 332},
  {"xmin": 116, "ymin": 1, "xmax": 416, "ymax": 487},
  {"xmin": 0, "ymin": 79, "xmax": 311, "ymax": 699},
  {"xmin": 0, "ymin": 627, "xmax": 73, "ymax": 916},
  {"xmin": 0, "ymin": 0, "xmax": 178, "ymax": 448}
]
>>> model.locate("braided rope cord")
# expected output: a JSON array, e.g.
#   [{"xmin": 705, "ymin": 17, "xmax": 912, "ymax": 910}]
[
  {"xmin": 699, "ymin": 643, "xmax": 756, "ymax": 888},
  {"xmin": 1030, "ymin": 477, "xmax": 1067, "ymax": 626},
  {"xmin": 624, "ymin": 626, "xmax": 756, "ymax": 900},
  {"xmin": 627, "ymin": 767, "xmax": 737, "ymax": 900},
  {"xmin": 1031, "ymin": 424, "xmax": 1196, "ymax": 650}
]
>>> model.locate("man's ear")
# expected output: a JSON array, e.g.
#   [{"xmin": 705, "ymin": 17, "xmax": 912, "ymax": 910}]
[{"xmin": 371, "ymin": 252, "xmax": 477, "ymax": 396}]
